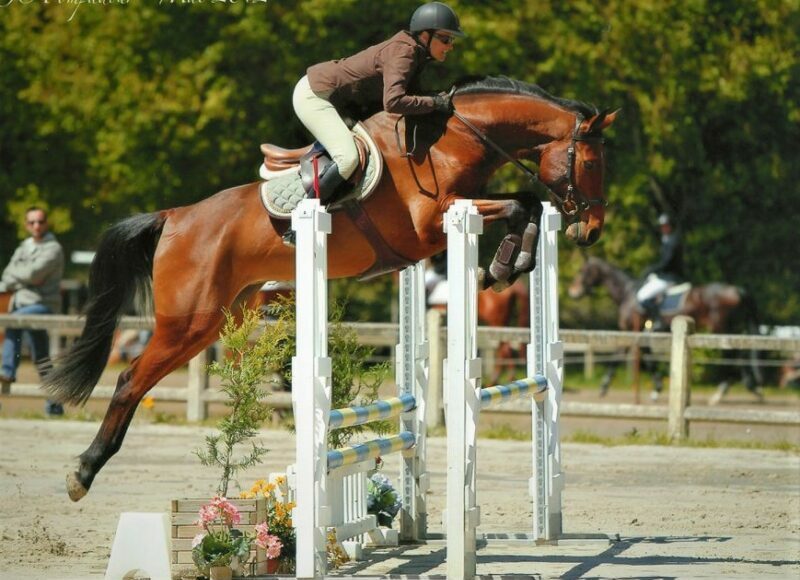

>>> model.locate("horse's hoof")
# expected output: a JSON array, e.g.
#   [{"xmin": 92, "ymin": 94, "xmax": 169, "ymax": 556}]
[{"xmin": 66, "ymin": 472, "xmax": 88, "ymax": 502}]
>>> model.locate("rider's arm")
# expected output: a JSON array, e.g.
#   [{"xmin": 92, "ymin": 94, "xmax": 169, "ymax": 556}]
[{"xmin": 381, "ymin": 44, "xmax": 436, "ymax": 115}]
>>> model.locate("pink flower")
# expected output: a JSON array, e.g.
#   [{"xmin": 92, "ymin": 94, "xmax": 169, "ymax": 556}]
[
  {"xmin": 254, "ymin": 522, "xmax": 282, "ymax": 558},
  {"xmin": 266, "ymin": 537, "xmax": 282, "ymax": 560},
  {"xmin": 197, "ymin": 504, "xmax": 218, "ymax": 527},
  {"xmin": 211, "ymin": 496, "xmax": 242, "ymax": 526},
  {"xmin": 191, "ymin": 532, "xmax": 206, "ymax": 548},
  {"xmin": 255, "ymin": 521, "xmax": 270, "ymax": 540}
]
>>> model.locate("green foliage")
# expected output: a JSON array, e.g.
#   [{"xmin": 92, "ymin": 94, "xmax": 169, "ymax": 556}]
[
  {"xmin": 266, "ymin": 294, "xmax": 391, "ymax": 449},
  {"xmin": 1, "ymin": 0, "xmax": 797, "ymax": 323},
  {"xmin": 195, "ymin": 308, "xmax": 274, "ymax": 497}
]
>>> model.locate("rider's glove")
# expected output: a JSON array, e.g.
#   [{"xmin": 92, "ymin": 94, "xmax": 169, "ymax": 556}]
[{"xmin": 432, "ymin": 91, "xmax": 454, "ymax": 113}]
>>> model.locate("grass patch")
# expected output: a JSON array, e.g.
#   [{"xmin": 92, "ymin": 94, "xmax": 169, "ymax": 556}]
[
  {"xmin": 481, "ymin": 424, "xmax": 529, "ymax": 441},
  {"xmin": 564, "ymin": 428, "xmax": 799, "ymax": 452}
]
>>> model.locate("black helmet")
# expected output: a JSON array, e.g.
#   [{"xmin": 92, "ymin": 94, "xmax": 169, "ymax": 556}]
[{"xmin": 410, "ymin": 2, "xmax": 466, "ymax": 37}]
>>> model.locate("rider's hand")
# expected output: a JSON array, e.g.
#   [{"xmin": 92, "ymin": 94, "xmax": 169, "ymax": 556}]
[{"xmin": 433, "ymin": 91, "xmax": 454, "ymax": 113}]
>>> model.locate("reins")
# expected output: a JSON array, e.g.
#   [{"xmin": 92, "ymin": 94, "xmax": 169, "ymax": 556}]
[{"xmin": 452, "ymin": 110, "xmax": 607, "ymax": 216}]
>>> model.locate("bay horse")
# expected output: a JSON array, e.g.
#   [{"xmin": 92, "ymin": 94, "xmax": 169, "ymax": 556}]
[
  {"xmin": 568, "ymin": 257, "xmax": 762, "ymax": 403},
  {"xmin": 428, "ymin": 268, "xmax": 529, "ymax": 384},
  {"xmin": 45, "ymin": 76, "xmax": 617, "ymax": 501}
]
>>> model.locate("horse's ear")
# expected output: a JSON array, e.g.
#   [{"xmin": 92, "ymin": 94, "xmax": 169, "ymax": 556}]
[{"xmin": 586, "ymin": 108, "xmax": 620, "ymax": 133}]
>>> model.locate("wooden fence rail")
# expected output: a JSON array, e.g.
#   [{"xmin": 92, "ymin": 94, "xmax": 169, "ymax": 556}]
[{"xmin": 1, "ymin": 313, "xmax": 798, "ymax": 438}]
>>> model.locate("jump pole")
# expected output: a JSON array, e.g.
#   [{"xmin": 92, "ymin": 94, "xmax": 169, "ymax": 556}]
[{"xmin": 445, "ymin": 200, "xmax": 563, "ymax": 579}]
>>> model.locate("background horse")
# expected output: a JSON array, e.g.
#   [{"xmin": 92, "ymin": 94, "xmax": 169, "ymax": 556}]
[
  {"xmin": 568, "ymin": 257, "xmax": 762, "ymax": 403},
  {"xmin": 45, "ymin": 76, "xmax": 616, "ymax": 500},
  {"xmin": 428, "ymin": 268, "xmax": 529, "ymax": 384}
]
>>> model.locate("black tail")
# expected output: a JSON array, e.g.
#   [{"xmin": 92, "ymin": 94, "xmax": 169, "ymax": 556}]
[{"xmin": 45, "ymin": 213, "xmax": 166, "ymax": 405}]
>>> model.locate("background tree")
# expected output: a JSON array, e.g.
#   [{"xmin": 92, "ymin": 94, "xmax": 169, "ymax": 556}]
[{"xmin": 1, "ymin": 0, "xmax": 797, "ymax": 325}]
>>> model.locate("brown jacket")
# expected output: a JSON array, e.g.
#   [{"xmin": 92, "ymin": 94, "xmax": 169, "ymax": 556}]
[{"xmin": 307, "ymin": 31, "xmax": 436, "ymax": 116}]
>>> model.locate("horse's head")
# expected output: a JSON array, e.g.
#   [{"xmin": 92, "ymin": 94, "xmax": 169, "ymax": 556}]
[
  {"xmin": 538, "ymin": 110, "xmax": 618, "ymax": 247},
  {"xmin": 567, "ymin": 257, "xmax": 604, "ymax": 298}
]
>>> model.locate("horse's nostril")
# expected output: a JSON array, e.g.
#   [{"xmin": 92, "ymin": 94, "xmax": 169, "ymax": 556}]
[{"xmin": 586, "ymin": 228, "xmax": 600, "ymax": 246}]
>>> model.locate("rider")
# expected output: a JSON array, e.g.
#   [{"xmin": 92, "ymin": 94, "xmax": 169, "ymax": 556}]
[
  {"xmin": 285, "ymin": 2, "xmax": 464, "ymax": 245},
  {"xmin": 635, "ymin": 212, "xmax": 684, "ymax": 330}
]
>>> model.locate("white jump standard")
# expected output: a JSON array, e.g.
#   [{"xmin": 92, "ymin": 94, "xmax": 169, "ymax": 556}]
[
  {"xmin": 291, "ymin": 199, "xmax": 428, "ymax": 579},
  {"xmin": 444, "ymin": 200, "xmax": 563, "ymax": 580}
]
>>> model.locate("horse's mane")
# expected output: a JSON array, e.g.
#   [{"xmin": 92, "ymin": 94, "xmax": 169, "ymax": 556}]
[{"xmin": 453, "ymin": 75, "xmax": 598, "ymax": 119}]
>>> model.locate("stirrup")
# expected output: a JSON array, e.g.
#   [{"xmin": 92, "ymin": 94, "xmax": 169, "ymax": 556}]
[{"xmin": 282, "ymin": 229, "xmax": 296, "ymax": 248}]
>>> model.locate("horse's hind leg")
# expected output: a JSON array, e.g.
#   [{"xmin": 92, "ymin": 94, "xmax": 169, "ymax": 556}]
[
  {"xmin": 66, "ymin": 311, "xmax": 225, "ymax": 501},
  {"xmin": 599, "ymin": 362, "xmax": 618, "ymax": 397}
]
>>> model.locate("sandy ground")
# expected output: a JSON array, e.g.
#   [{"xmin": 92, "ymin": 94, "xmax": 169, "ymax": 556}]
[{"xmin": 0, "ymin": 418, "xmax": 798, "ymax": 579}]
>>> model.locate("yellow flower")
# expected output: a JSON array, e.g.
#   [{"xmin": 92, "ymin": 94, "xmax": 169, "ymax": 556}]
[{"xmin": 141, "ymin": 396, "xmax": 155, "ymax": 410}]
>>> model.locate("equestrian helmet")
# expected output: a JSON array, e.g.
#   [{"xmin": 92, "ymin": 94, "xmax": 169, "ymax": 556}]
[
  {"xmin": 410, "ymin": 2, "xmax": 466, "ymax": 37},
  {"xmin": 657, "ymin": 213, "xmax": 671, "ymax": 226}
]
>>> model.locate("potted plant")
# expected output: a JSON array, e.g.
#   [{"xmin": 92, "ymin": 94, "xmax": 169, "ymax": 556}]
[
  {"xmin": 191, "ymin": 496, "xmax": 253, "ymax": 580},
  {"xmin": 366, "ymin": 471, "xmax": 402, "ymax": 528},
  {"xmin": 173, "ymin": 307, "xmax": 278, "ymax": 573},
  {"xmin": 241, "ymin": 476, "xmax": 295, "ymax": 573}
]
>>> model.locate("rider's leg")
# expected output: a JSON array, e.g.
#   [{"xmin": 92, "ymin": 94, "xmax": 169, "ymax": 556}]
[
  {"xmin": 292, "ymin": 75, "xmax": 358, "ymax": 202},
  {"xmin": 635, "ymin": 275, "xmax": 668, "ymax": 329}
]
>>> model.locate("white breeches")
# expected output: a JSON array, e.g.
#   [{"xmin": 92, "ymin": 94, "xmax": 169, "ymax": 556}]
[
  {"xmin": 636, "ymin": 274, "xmax": 670, "ymax": 303},
  {"xmin": 292, "ymin": 75, "xmax": 359, "ymax": 179}
]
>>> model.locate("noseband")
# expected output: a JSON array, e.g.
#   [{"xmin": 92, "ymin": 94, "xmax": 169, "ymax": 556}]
[{"xmin": 452, "ymin": 111, "xmax": 607, "ymax": 216}]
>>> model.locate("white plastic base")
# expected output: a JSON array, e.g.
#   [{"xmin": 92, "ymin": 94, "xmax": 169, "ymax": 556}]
[{"xmin": 105, "ymin": 512, "xmax": 172, "ymax": 580}]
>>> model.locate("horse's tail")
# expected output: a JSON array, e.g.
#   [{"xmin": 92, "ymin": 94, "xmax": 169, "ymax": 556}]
[
  {"xmin": 739, "ymin": 287, "xmax": 764, "ymax": 386},
  {"xmin": 45, "ymin": 212, "xmax": 167, "ymax": 405}
]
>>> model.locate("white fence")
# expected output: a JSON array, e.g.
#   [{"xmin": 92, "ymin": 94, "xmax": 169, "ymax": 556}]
[{"xmin": 1, "ymin": 309, "xmax": 798, "ymax": 438}]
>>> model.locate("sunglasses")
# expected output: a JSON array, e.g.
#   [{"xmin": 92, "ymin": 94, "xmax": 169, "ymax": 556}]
[
  {"xmin": 27, "ymin": 220, "xmax": 46, "ymax": 225},
  {"xmin": 433, "ymin": 33, "xmax": 455, "ymax": 45}
]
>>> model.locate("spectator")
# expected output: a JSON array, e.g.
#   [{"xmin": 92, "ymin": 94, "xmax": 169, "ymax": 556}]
[{"xmin": 0, "ymin": 207, "xmax": 65, "ymax": 415}]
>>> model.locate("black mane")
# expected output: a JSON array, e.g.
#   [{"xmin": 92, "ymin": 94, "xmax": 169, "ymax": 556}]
[{"xmin": 453, "ymin": 75, "xmax": 597, "ymax": 119}]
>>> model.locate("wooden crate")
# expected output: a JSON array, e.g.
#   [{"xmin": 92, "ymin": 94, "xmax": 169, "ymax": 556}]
[{"xmin": 171, "ymin": 498, "xmax": 268, "ymax": 573}]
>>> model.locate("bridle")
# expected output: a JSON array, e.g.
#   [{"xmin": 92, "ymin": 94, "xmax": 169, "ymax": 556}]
[{"xmin": 451, "ymin": 110, "xmax": 608, "ymax": 216}]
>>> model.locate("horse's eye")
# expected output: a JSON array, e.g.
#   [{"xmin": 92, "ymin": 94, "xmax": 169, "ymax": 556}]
[{"xmin": 583, "ymin": 160, "xmax": 596, "ymax": 170}]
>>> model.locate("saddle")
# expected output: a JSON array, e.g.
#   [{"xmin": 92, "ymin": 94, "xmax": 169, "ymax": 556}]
[
  {"xmin": 659, "ymin": 282, "xmax": 692, "ymax": 315},
  {"xmin": 258, "ymin": 124, "xmax": 415, "ymax": 280},
  {"xmin": 260, "ymin": 132, "xmax": 370, "ymax": 186}
]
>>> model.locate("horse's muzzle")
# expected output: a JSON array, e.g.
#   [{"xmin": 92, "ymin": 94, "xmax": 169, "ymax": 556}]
[{"xmin": 565, "ymin": 221, "xmax": 601, "ymax": 246}]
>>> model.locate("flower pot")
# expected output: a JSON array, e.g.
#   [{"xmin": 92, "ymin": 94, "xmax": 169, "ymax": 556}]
[
  {"xmin": 266, "ymin": 558, "xmax": 280, "ymax": 574},
  {"xmin": 209, "ymin": 565, "xmax": 233, "ymax": 580},
  {"xmin": 377, "ymin": 512, "xmax": 394, "ymax": 527}
]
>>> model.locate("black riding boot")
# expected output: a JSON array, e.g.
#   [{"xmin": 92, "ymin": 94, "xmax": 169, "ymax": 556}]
[
  {"xmin": 639, "ymin": 298, "xmax": 663, "ymax": 331},
  {"xmin": 314, "ymin": 162, "xmax": 347, "ymax": 204}
]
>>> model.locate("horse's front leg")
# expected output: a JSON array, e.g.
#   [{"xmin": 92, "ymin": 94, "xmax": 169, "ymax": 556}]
[{"xmin": 472, "ymin": 197, "xmax": 541, "ymax": 290}]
